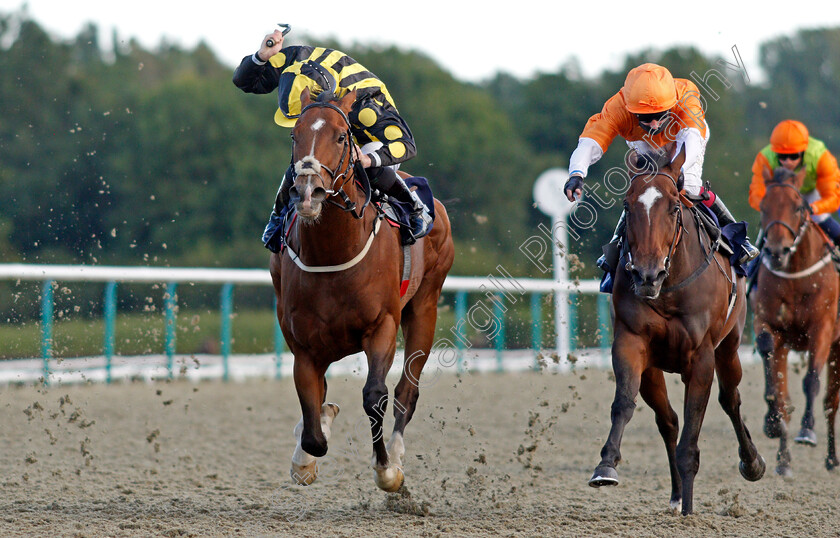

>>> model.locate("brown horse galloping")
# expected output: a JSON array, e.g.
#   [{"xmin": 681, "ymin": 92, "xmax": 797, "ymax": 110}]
[
  {"xmin": 751, "ymin": 166, "xmax": 840, "ymax": 475},
  {"xmin": 589, "ymin": 144, "xmax": 764, "ymax": 515},
  {"xmin": 271, "ymin": 88, "xmax": 454, "ymax": 491}
]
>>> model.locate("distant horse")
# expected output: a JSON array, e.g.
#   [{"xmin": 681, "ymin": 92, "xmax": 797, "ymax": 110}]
[
  {"xmin": 588, "ymin": 143, "xmax": 764, "ymax": 515},
  {"xmin": 751, "ymin": 166, "xmax": 840, "ymax": 475},
  {"xmin": 271, "ymin": 88, "xmax": 454, "ymax": 491}
]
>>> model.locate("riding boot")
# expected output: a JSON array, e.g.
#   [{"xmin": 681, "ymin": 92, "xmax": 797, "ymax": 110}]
[
  {"xmin": 370, "ymin": 166, "xmax": 432, "ymax": 241},
  {"xmin": 596, "ymin": 210, "xmax": 626, "ymax": 273},
  {"xmin": 262, "ymin": 166, "xmax": 295, "ymax": 253},
  {"xmin": 708, "ymin": 193, "xmax": 759, "ymax": 264},
  {"xmin": 816, "ymin": 217, "xmax": 840, "ymax": 267}
]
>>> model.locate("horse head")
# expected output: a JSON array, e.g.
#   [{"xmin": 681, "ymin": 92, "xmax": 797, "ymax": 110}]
[
  {"xmin": 623, "ymin": 142, "xmax": 686, "ymax": 299},
  {"xmin": 759, "ymin": 166, "xmax": 808, "ymax": 270},
  {"xmin": 289, "ymin": 88, "xmax": 358, "ymax": 222}
]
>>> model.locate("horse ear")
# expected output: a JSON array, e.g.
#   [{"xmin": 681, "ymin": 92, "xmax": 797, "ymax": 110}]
[
  {"xmin": 339, "ymin": 90, "xmax": 357, "ymax": 114},
  {"xmin": 624, "ymin": 149, "xmax": 639, "ymax": 173},
  {"xmin": 301, "ymin": 87, "xmax": 312, "ymax": 107},
  {"xmin": 762, "ymin": 166, "xmax": 772, "ymax": 182},
  {"xmin": 794, "ymin": 168, "xmax": 807, "ymax": 187},
  {"xmin": 669, "ymin": 142, "xmax": 686, "ymax": 173}
]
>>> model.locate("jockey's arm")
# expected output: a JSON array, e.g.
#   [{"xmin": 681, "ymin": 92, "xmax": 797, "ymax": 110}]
[
  {"xmin": 568, "ymin": 137, "xmax": 604, "ymax": 179},
  {"xmin": 232, "ymin": 51, "xmax": 282, "ymax": 94},
  {"xmin": 748, "ymin": 153, "xmax": 770, "ymax": 212},
  {"xmin": 812, "ymin": 150, "xmax": 840, "ymax": 214},
  {"xmin": 353, "ymin": 97, "xmax": 417, "ymax": 169}
]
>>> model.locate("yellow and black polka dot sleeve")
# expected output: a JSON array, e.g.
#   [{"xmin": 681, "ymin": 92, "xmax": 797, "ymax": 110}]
[{"xmin": 348, "ymin": 94, "xmax": 417, "ymax": 168}]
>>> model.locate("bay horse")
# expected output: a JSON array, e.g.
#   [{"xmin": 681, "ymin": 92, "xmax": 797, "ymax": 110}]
[
  {"xmin": 270, "ymin": 88, "xmax": 454, "ymax": 491},
  {"xmin": 589, "ymin": 143, "xmax": 765, "ymax": 515},
  {"xmin": 751, "ymin": 165, "xmax": 840, "ymax": 476}
]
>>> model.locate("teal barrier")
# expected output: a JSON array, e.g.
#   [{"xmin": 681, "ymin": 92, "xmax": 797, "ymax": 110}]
[
  {"xmin": 494, "ymin": 293, "xmax": 505, "ymax": 372},
  {"xmin": 274, "ymin": 297, "xmax": 285, "ymax": 379},
  {"xmin": 103, "ymin": 281, "xmax": 117, "ymax": 383},
  {"xmin": 454, "ymin": 290, "xmax": 467, "ymax": 372},
  {"xmin": 41, "ymin": 280, "xmax": 53, "ymax": 384},
  {"xmin": 220, "ymin": 283, "xmax": 233, "ymax": 381},
  {"xmin": 597, "ymin": 294, "xmax": 611, "ymax": 351},
  {"xmin": 530, "ymin": 292, "xmax": 542, "ymax": 369},
  {"xmin": 164, "ymin": 282, "xmax": 177, "ymax": 379}
]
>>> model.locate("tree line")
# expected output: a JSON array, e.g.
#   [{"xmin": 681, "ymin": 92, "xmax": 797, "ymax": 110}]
[{"xmin": 2, "ymin": 9, "xmax": 840, "ymax": 319}]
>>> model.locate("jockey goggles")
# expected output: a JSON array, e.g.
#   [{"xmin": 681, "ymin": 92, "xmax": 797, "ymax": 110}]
[
  {"xmin": 636, "ymin": 110, "xmax": 671, "ymax": 124},
  {"xmin": 777, "ymin": 152, "xmax": 803, "ymax": 162}
]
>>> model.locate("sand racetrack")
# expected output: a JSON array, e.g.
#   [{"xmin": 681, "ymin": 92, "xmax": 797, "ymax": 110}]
[{"xmin": 1, "ymin": 358, "xmax": 839, "ymax": 537}]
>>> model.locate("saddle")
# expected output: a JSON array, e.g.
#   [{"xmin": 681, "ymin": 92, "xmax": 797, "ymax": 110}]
[{"xmin": 599, "ymin": 194, "xmax": 748, "ymax": 294}]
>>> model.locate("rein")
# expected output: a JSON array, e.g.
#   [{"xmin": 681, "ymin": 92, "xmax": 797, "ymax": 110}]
[
  {"xmin": 291, "ymin": 101, "xmax": 372, "ymax": 219},
  {"xmin": 761, "ymin": 182, "xmax": 810, "ymax": 256},
  {"xmin": 284, "ymin": 100, "xmax": 381, "ymax": 273},
  {"xmin": 624, "ymin": 171, "xmax": 721, "ymax": 295}
]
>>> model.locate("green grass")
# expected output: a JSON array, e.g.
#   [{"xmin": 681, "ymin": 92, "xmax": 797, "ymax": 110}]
[
  {"xmin": 0, "ymin": 309, "xmax": 281, "ymax": 359},
  {"xmin": 0, "ymin": 292, "xmax": 607, "ymax": 359}
]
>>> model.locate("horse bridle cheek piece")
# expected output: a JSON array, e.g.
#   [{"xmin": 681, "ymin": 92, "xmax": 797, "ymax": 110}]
[
  {"xmin": 625, "ymin": 172, "xmax": 684, "ymax": 279},
  {"xmin": 761, "ymin": 182, "xmax": 811, "ymax": 256},
  {"xmin": 293, "ymin": 101, "xmax": 371, "ymax": 220}
]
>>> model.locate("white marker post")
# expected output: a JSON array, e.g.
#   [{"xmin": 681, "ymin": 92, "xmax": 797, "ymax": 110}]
[{"xmin": 533, "ymin": 168, "xmax": 574, "ymax": 361}]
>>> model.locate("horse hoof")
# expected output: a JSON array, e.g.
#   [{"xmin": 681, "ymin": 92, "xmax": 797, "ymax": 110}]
[
  {"xmin": 775, "ymin": 464, "xmax": 793, "ymax": 478},
  {"xmin": 588, "ymin": 465, "xmax": 619, "ymax": 487},
  {"xmin": 794, "ymin": 429, "xmax": 817, "ymax": 446},
  {"xmin": 739, "ymin": 455, "xmax": 766, "ymax": 482},
  {"xmin": 826, "ymin": 457, "xmax": 840, "ymax": 471},
  {"xmin": 290, "ymin": 460, "xmax": 319, "ymax": 486},
  {"xmin": 374, "ymin": 465, "xmax": 404, "ymax": 493}
]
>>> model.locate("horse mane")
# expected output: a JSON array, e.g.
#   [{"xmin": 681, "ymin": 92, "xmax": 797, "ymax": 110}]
[
  {"xmin": 769, "ymin": 166, "xmax": 797, "ymax": 185},
  {"xmin": 313, "ymin": 91, "xmax": 339, "ymax": 103},
  {"xmin": 629, "ymin": 150, "xmax": 684, "ymax": 191}
]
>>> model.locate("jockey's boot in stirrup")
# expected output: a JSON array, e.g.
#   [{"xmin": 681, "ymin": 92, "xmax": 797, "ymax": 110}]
[
  {"xmin": 817, "ymin": 217, "xmax": 840, "ymax": 268},
  {"xmin": 709, "ymin": 194, "xmax": 759, "ymax": 264},
  {"xmin": 262, "ymin": 166, "xmax": 295, "ymax": 252},
  {"xmin": 597, "ymin": 210, "xmax": 626, "ymax": 273},
  {"xmin": 377, "ymin": 168, "xmax": 432, "ymax": 241}
]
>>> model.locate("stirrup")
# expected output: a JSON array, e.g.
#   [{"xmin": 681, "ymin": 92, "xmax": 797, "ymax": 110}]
[
  {"xmin": 409, "ymin": 209, "xmax": 432, "ymax": 240},
  {"xmin": 738, "ymin": 242, "xmax": 759, "ymax": 265}
]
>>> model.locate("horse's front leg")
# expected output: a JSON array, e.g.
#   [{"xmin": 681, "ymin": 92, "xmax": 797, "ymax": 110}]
[
  {"xmin": 361, "ymin": 316, "xmax": 401, "ymax": 492},
  {"xmin": 589, "ymin": 331, "xmax": 647, "ymax": 487},
  {"xmin": 796, "ymin": 322, "xmax": 833, "ymax": 446},
  {"xmin": 290, "ymin": 354, "xmax": 338, "ymax": 485},
  {"xmin": 825, "ymin": 345, "xmax": 840, "ymax": 470},
  {"xmin": 638, "ymin": 368, "xmax": 681, "ymax": 510},
  {"xmin": 756, "ymin": 329, "xmax": 794, "ymax": 475},
  {"xmin": 675, "ymin": 348, "xmax": 715, "ymax": 516},
  {"xmin": 715, "ymin": 326, "xmax": 765, "ymax": 483}
]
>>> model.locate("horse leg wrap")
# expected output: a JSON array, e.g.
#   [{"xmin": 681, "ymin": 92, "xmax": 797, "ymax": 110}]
[{"xmin": 755, "ymin": 331, "xmax": 774, "ymax": 358}]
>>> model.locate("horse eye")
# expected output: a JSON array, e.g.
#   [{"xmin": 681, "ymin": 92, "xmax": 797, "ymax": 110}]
[{"xmin": 338, "ymin": 133, "xmax": 346, "ymax": 143}]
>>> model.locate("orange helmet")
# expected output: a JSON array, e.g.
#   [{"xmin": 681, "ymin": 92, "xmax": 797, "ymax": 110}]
[
  {"xmin": 770, "ymin": 120, "xmax": 809, "ymax": 153},
  {"xmin": 622, "ymin": 63, "xmax": 678, "ymax": 114}
]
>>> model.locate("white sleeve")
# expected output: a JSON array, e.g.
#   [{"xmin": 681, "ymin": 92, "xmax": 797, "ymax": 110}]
[
  {"xmin": 674, "ymin": 128, "xmax": 703, "ymax": 172},
  {"xmin": 568, "ymin": 137, "xmax": 603, "ymax": 178}
]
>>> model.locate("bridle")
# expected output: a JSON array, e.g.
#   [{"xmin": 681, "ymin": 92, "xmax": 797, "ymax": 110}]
[
  {"xmin": 760, "ymin": 182, "xmax": 811, "ymax": 256},
  {"xmin": 290, "ymin": 100, "xmax": 371, "ymax": 219},
  {"xmin": 624, "ymin": 171, "xmax": 685, "ymax": 278}
]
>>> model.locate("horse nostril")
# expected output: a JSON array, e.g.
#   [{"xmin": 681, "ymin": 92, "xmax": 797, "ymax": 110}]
[
  {"xmin": 289, "ymin": 186, "xmax": 300, "ymax": 202},
  {"xmin": 782, "ymin": 247, "xmax": 792, "ymax": 255},
  {"xmin": 311, "ymin": 187, "xmax": 327, "ymax": 202}
]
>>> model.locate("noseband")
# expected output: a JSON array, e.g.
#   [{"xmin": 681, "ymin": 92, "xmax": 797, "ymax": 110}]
[
  {"xmin": 624, "ymin": 171, "xmax": 684, "ymax": 278},
  {"xmin": 291, "ymin": 101, "xmax": 371, "ymax": 219},
  {"xmin": 761, "ymin": 182, "xmax": 811, "ymax": 255}
]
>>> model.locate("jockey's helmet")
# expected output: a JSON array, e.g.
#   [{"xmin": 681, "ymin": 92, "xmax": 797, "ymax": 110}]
[
  {"xmin": 623, "ymin": 63, "xmax": 677, "ymax": 114},
  {"xmin": 770, "ymin": 120, "xmax": 809, "ymax": 154}
]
